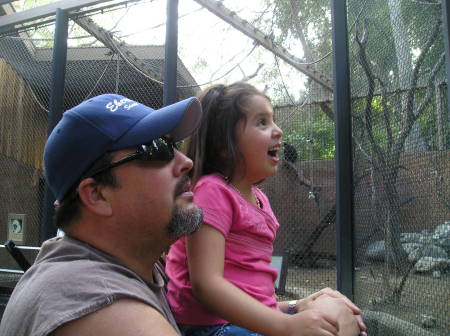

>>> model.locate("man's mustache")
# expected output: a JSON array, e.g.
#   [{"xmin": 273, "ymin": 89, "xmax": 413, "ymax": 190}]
[{"xmin": 174, "ymin": 175, "xmax": 191, "ymax": 198}]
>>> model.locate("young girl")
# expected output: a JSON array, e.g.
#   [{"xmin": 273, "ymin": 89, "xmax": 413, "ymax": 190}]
[{"xmin": 166, "ymin": 82, "xmax": 366, "ymax": 336}]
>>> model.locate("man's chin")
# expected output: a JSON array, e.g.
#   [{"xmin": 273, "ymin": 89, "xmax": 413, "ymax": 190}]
[{"xmin": 167, "ymin": 205, "xmax": 203, "ymax": 238}]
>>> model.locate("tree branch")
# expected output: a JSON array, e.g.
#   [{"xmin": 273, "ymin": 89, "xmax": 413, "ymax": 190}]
[
  {"xmin": 388, "ymin": 18, "xmax": 442, "ymax": 164},
  {"xmin": 376, "ymin": 77, "xmax": 394, "ymax": 151},
  {"xmin": 319, "ymin": 102, "xmax": 334, "ymax": 120},
  {"xmin": 394, "ymin": 51, "xmax": 445, "ymax": 161},
  {"xmin": 288, "ymin": 0, "xmax": 313, "ymax": 61},
  {"xmin": 405, "ymin": 18, "xmax": 441, "ymax": 124},
  {"xmin": 415, "ymin": 52, "xmax": 445, "ymax": 116},
  {"xmin": 356, "ymin": 23, "xmax": 386, "ymax": 165}
]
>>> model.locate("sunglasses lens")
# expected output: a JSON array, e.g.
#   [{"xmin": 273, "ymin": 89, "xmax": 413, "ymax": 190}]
[{"xmin": 141, "ymin": 138, "xmax": 175, "ymax": 162}]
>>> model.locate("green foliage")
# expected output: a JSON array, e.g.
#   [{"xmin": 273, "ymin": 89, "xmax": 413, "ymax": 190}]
[
  {"xmin": 280, "ymin": 106, "xmax": 335, "ymax": 160},
  {"xmin": 13, "ymin": 0, "xmax": 55, "ymax": 11},
  {"xmin": 12, "ymin": 0, "xmax": 56, "ymax": 47}
]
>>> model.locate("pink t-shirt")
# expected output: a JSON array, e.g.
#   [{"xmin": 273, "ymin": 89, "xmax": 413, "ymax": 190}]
[{"xmin": 166, "ymin": 174, "xmax": 280, "ymax": 325}]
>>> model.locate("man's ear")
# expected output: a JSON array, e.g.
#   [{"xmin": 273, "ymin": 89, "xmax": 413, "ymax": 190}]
[{"xmin": 77, "ymin": 178, "xmax": 113, "ymax": 216}]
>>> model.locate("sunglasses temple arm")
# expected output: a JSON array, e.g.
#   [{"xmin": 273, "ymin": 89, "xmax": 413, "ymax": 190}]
[{"xmin": 88, "ymin": 154, "xmax": 140, "ymax": 178}]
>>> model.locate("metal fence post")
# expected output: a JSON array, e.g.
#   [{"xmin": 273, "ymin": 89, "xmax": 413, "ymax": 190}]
[
  {"xmin": 163, "ymin": 0, "xmax": 178, "ymax": 106},
  {"xmin": 40, "ymin": 8, "xmax": 68, "ymax": 243},
  {"xmin": 331, "ymin": 0, "xmax": 354, "ymax": 299}
]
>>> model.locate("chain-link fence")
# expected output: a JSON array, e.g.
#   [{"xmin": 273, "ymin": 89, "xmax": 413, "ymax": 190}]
[
  {"xmin": 0, "ymin": 32, "xmax": 50, "ymax": 285},
  {"xmin": 0, "ymin": 0, "xmax": 199, "ymax": 283},
  {"xmin": 348, "ymin": 0, "xmax": 449, "ymax": 334},
  {"xmin": 0, "ymin": 0, "xmax": 449, "ymax": 334}
]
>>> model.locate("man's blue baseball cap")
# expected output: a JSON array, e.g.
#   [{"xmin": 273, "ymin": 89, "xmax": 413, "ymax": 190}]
[{"xmin": 44, "ymin": 93, "xmax": 202, "ymax": 201}]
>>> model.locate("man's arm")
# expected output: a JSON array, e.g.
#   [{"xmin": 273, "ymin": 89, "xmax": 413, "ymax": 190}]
[
  {"xmin": 305, "ymin": 295, "xmax": 360, "ymax": 336},
  {"xmin": 50, "ymin": 298, "xmax": 179, "ymax": 336}
]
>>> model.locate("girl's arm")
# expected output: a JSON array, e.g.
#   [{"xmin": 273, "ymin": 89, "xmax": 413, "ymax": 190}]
[{"xmin": 186, "ymin": 224, "xmax": 349, "ymax": 336}]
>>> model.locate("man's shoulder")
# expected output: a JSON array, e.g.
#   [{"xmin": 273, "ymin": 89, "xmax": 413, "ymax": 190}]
[
  {"xmin": 1, "ymin": 246, "xmax": 166, "ymax": 336},
  {"xmin": 50, "ymin": 298, "xmax": 180, "ymax": 336}
]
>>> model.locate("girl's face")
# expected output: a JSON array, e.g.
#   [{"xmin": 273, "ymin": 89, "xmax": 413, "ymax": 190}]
[{"xmin": 234, "ymin": 95, "xmax": 283, "ymax": 184}]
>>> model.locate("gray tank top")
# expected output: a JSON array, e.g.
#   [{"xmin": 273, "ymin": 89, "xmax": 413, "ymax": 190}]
[{"xmin": 0, "ymin": 236, "xmax": 180, "ymax": 336}]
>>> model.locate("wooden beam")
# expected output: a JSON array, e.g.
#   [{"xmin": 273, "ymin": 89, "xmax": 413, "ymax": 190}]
[
  {"xmin": 0, "ymin": 0, "xmax": 112, "ymax": 32},
  {"xmin": 193, "ymin": 0, "xmax": 333, "ymax": 91},
  {"xmin": 73, "ymin": 16, "xmax": 164, "ymax": 84},
  {"xmin": 0, "ymin": 3, "xmax": 36, "ymax": 55},
  {"xmin": 0, "ymin": 0, "xmax": 18, "ymax": 6}
]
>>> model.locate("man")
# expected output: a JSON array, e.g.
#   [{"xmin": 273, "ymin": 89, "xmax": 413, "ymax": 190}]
[{"xmin": 0, "ymin": 94, "xmax": 203, "ymax": 336}]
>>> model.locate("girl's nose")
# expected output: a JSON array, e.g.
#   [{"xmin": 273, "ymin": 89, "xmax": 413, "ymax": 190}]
[{"xmin": 273, "ymin": 123, "xmax": 283, "ymax": 138}]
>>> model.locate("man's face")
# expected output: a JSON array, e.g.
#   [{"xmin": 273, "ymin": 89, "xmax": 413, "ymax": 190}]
[
  {"xmin": 167, "ymin": 176, "xmax": 203, "ymax": 238},
  {"xmin": 105, "ymin": 144, "xmax": 202, "ymax": 244}
]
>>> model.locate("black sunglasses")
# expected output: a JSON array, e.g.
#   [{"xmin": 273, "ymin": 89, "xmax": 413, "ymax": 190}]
[{"xmin": 88, "ymin": 137, "xmax": 178, "ymax": 178}]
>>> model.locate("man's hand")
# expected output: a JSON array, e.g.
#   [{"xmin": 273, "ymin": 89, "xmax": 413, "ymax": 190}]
[
  {"xmin": 283, "ymin": 308, "xmax": 341, "ymax": 336},
  {"xmin": 297, "ymin": 288, "xmax": 367, "ymax": 336}
]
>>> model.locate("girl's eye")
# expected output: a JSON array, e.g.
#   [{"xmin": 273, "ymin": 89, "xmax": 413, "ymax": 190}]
[{"xmin": 257, "ymin": 119, "xmax": 267, "ymax": 126}]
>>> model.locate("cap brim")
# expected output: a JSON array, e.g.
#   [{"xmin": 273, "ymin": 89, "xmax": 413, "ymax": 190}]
[{"xmin": 111, "ymin": 97, "xmax": 202, "ymax": 150}]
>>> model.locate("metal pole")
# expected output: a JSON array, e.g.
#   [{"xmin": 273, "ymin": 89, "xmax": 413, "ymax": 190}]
[
  {"xmin": 442, "ymin": 0, "xmax": 450, "ymax": 115},
  {"xmin": 163, "ymin": 0, "xmax": 178, "ymax": 106},
  {"xmin": 331, "ymin": 0, "xmax": 354, "ymax": 299},
  {"xmin": 40, "ymin": 8, "xmax": 68, "ymax": 243}
]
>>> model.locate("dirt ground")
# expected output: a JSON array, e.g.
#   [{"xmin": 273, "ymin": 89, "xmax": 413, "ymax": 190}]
[{"xmin": 279, "ymin": 264, "xmax": 449, "ymax": 336}]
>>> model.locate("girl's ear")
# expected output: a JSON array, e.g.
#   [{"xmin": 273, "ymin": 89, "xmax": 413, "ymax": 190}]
[{"xmin": 77, "ymin": 178, "xmax": 113, "ymax": 216}]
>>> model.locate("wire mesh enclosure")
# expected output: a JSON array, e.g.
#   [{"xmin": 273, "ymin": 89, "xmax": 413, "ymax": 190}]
[
  {"xmin": 347, "ymin": 1, "xmax": 449, "ymax": 334},
  {"xmin": 0, "ymin": 0, "xmax": 448, "ymax": 334}
]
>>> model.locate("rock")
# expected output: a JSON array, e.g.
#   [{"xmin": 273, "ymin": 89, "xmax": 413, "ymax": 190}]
[
  {"xmin": 365, "ymin": 241, "xmax": 424, "ymax": 262},
  {"xmin": 408, "ymin": 244, "xmax": 448, "ymax": 263},
  {"xmin": 421, "ymin": 314, "xmax": 437, "ymax": 329},
  {"xmin": 433, "ymin": 223, "xmax": 450, "ymax": 240},
  {"xmin": 400, "ymin": 232, "xmax": 423, "ymax": 243},
  {"xmin": 402, "ymin": 243, "xmax": 423, "ymax": 255},
  {"xmin": 362, "ymin": 310, "xmax": 438, "ymax": 336},
  {"xmin": 414, "ymin": 257, "xmax": 449, "ymax": 273},
  {"xmin": 419, "ymin": 232, "xmax": 434, "ymax": 245},
  {"xmin": 432, "ymin": 270, "xmax": 441, "ymax": 278},
  {"xmin": 437, "ymin": 237, "xmax": 450, "ymax": 253},
  {"xmin": 365, "ymin": 241, "xmax": 385, "ymax": 262}
]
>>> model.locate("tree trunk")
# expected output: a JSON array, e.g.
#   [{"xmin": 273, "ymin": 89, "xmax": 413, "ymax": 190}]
[
  {"xmin": 380, "ymin": 159, "xmax": 409, "ymax": 277},
  {"xmin": 387, "ymin": 0, "xmax": 426, "ymax": 152},
  {"xmin": 435, "ymin": 83, "xmax": 446, "ymax": 151}
]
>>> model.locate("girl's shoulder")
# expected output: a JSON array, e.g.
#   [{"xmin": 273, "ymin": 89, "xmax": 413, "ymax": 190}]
[
  {"xmin": 195, "ymin": 174, "xmax": 228, "ymax": 190},
  {"xmin": 194, "ymin": 175, "xmax": 242, "ymax": 213},
  {"xmin": 194, "ymin": 174, "xmax": 238, "ymax": 200}
]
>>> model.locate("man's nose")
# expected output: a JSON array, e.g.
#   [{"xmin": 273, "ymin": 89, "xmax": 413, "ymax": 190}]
[{"xmin": 173, "ymin": 149, "xmax": 193, "ymax": 175}]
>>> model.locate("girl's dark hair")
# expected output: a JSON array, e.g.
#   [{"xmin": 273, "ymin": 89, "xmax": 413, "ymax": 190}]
[
  {"xmin": 186, "ymin": 82, "xmax": 270, "ymax": 184},
  {"xmin": 54, "ymin": 151, "xmax": 117, "ymax": 229}
]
